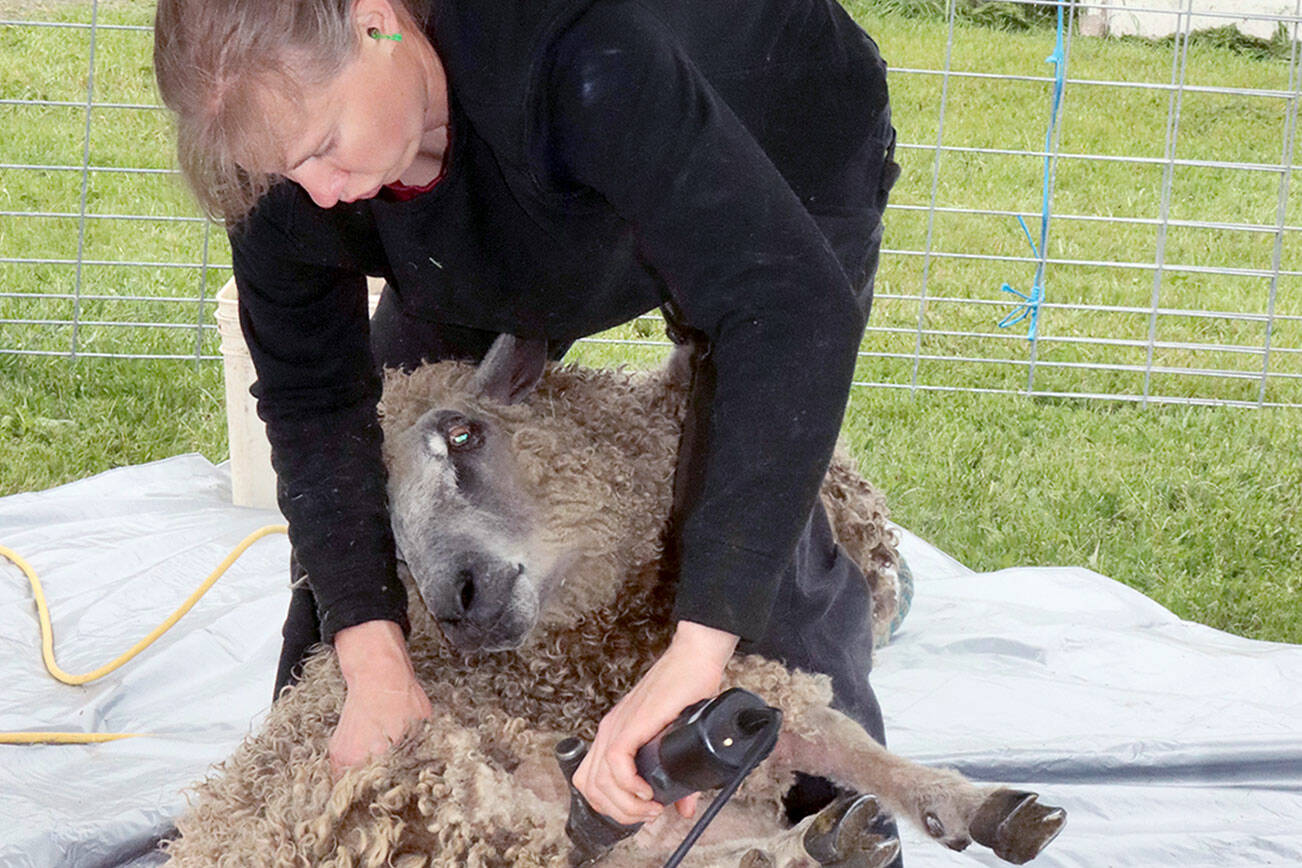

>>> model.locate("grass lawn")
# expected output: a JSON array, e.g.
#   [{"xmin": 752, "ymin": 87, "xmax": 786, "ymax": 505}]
[{"xmin": 1, "ymin": 1, "xmax": 1299, "ymax": 644}]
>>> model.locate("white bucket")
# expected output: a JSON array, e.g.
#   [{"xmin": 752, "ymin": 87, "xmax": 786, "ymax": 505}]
[{"xmin": 214, "ymin": 276, "xmax": 385, "ymax": 509}]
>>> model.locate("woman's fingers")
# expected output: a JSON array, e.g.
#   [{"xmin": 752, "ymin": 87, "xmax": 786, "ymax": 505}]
[
  {"xmin": 571, "ymin": 625, "xmax": 734, "ymax": 824},
  {"xmin": 327, "ymin": 665, "xmax": 433, "ymax": 778},
  {"xmin": 574, "ymin": 700, "xmax": 662, "ymax": 823}
]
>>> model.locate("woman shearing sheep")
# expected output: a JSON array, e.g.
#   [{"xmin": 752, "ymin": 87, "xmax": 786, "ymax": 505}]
[{"xmin": 153, "ymin": 0, "xmax": 900, "ymax": 856}]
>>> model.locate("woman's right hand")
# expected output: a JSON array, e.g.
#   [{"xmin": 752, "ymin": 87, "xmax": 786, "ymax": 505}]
[
  {"xmin": 329, "ymin": 619, "xmax": 433, "ymax": 779},
  {"xmin": 571, "ymin": 619, "xmax": 737, "ymax": 824}
]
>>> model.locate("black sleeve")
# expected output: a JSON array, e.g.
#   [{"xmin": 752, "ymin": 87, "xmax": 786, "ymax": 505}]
[
  {"xmin": 545, "ymin": 1, "xmax": 866, "ymax": 641},
  {"xmin": 228, "ymin": 186, "xmax": 408, "ymax": 643}
]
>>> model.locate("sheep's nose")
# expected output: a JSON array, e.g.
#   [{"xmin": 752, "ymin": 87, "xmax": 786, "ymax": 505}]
[{"xmin": 440, "ymin": 557, "xmax": 524, "ymax": 626}]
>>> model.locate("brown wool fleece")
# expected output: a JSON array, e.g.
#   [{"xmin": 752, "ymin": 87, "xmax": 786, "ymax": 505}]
[{"xmin": 163, "ymin": 358, "xmax": 901, "ymax": 867}]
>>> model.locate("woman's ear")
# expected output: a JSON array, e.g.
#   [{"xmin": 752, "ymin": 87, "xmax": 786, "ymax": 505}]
[{"xmin": 352, "ymin": 0, "xmax": 403, "ymax": 43}]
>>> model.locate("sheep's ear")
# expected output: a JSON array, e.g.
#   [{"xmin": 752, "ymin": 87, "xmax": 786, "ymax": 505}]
[{"xmin": 471, "ymin": 333, "xmax": 549, "ymax": 405}]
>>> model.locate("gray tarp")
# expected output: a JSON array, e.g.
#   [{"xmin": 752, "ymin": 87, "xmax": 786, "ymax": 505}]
[{"xmin": 1, "ymin": 455, "xmax": 1299, "ymax": 866}]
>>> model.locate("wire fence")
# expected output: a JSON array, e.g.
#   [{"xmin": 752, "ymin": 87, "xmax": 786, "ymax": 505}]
[{"xmin": 1, "ymin": 0, "xmax": 1299, "ymax": 407}]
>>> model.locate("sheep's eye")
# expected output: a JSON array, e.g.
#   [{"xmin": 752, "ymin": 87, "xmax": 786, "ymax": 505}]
[{"xmin": 447, "ymin": 424, "xmax": 475, "ymax": 450}]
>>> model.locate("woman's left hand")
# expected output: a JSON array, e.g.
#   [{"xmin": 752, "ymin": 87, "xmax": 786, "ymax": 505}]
[{"xmin": 572, "ymin": 620, "xmax": 739, "ymax": 825}]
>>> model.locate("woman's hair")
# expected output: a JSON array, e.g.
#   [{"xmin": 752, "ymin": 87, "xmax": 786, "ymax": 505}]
[{"xmin": 153, "ymin": 0, "xmax": 427, "ymax": 223}]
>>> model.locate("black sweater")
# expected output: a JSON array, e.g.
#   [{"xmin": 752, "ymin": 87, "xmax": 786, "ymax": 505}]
[{"xmin": 230, "ymin": 0, "xmax": 891, "ymax": 644}]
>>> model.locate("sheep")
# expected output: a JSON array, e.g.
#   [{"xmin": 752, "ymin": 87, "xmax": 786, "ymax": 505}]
[{"xmin": 163, "ymin": 336, "xmax": 1064, "ymax": 867}]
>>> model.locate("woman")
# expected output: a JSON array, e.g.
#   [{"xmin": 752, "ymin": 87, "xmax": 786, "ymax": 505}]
[{"xmin": 154, "ymin": 0, "xmax": 899, "ymax": 848}]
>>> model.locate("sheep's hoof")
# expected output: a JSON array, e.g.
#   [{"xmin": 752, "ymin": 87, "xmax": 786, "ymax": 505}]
[
  {"xmin": 740, "ymin": 849, "xmax": 775, "ymax": 868},
  {"xmin": 802, "ymin": 793, "xmax": 900, "ymax": 868},
  {"xmin": 970, "ymin": 789, "xmax": 1067, "ymax": 865}
]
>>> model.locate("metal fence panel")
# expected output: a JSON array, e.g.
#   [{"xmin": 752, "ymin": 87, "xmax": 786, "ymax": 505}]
[{"xmin": 0, "ymin": 0, "xmax": 1298, "ymax": 406}]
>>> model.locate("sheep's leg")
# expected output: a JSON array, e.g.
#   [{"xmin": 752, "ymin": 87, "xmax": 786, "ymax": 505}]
[
  {"xmin": 659, "ymin": 795, "xmax": 898, "ymax": 868},
  {"xmin": 773, "ymin": 705, "xmax": 1065, "ymax": 864},
  {"xmin": 551, "ymin": 780, "xmax": 894, "ymax": 867}
]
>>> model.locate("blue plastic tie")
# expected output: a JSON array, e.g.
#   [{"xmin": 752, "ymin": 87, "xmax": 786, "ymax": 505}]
[{"xmin": 998, "ymin": 4, "xmax": 1066, "ymax": 342}]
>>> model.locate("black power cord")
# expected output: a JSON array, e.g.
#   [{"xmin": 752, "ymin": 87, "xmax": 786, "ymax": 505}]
[{"xmin": 660, "ymin": 706, "xmax": 782, "ymax": 868}]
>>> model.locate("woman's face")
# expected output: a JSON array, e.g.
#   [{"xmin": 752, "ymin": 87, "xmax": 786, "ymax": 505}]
[{"xmin": 275, "ymin": 26, "xmax": 445, "ymax": 209}]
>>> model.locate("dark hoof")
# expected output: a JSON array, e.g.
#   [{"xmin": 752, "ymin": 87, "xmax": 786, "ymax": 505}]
[
  {"xmin": 803, "ymin": 794, "xmax": 900, "ymax": 868},
  {"xmin": 970, "ymin": 789, "xmax": 1067, "ymax": 865},
  {"xmin": 740, "ymin": 849, "xmax": 775, "ymax": 868}
]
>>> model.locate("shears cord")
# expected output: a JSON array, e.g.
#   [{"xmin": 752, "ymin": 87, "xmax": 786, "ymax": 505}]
[{"xmin": 0, "ymin": 524, "xmax": 287, "ymax": 744}]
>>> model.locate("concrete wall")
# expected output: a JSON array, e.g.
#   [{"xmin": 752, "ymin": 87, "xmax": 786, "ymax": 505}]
[{"xmin": 1077, "ymin": 0, "xmax": 1298, "ymax": 41}]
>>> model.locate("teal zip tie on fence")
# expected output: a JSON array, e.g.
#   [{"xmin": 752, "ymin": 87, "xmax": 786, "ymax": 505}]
[{"xmin": 998, "ymin": 3, "xmax": 1067, "ymax": 342}]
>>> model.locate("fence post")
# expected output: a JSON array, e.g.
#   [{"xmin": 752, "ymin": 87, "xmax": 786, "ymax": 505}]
[
  {"xmin": 1259, "ymin": 0, "xmax": 1302, "ymax": 407},
  {"xmin": 1141, "ymin": 0, "xmax": 1194, "ymax": 407},
  {"xmin": 194, "ymin": 220, "xmax": 214, "ymax": 365},
  {"xmin": 1026, "ymin": 0, "xmax": 1077, "ymax": 396},
  {"xmin": 911, "ymin": 0, "xmax": 959, "ymax": 395},
  {"xmin": 71, "ymin": 0, "xmax": 101, "ymax": 359}
]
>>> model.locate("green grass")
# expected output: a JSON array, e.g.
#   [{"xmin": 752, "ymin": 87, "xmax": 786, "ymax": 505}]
[
  {"xmin": 873, "ymin": 0, "xmax": 1297, "ymax": 61},
  {"xmin": 842, "ymin": 388, "xmax": 1302, "ymax": 644},
  {"xmin": 0, "ymin": 355, "xmax": 227, "ymax": 492},
  {"xmin": 1, "ymin": 2, "xmax": 1300, "ymax": 644}
]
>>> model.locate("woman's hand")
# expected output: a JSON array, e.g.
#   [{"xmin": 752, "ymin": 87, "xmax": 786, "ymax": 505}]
[
  {"xmin": 572, "ymin": 620, "xmax": 739, "ymax": 825},
  {"xmin": 328, "ymin": 619, "xmax": 433, "ymax": 779}
]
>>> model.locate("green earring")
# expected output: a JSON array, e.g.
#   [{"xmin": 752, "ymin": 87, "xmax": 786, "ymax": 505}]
[{"xmin": 366, "ymin": 26, "xmax": 402, "ymax": 42}]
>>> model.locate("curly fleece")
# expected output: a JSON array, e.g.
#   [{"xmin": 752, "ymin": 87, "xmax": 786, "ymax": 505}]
[{"xmin": 163, "ymin": 358, "xmax": 901, "ymax": 867}]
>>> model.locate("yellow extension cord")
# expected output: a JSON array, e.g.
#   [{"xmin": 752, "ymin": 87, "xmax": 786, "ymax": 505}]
[{"xmin": 0, "ymin": 524, "xmax": 288, "ymax": 745}]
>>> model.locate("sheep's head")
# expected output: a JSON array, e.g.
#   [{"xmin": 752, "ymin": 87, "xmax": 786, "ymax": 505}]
[{"xmin": 383, "ymin": 335, "xmax": 564, "ymax": 653}]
